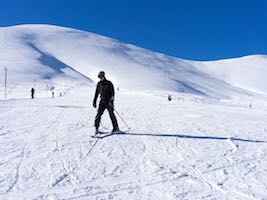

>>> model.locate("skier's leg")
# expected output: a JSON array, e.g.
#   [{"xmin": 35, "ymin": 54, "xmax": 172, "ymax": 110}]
[
  {"xmin": 107, "ymin": 105, "xmax": 118, "ymax": 130},
  {"xmin": 95, "ymin": 103, "xmax": 106, "ymax": 129}
]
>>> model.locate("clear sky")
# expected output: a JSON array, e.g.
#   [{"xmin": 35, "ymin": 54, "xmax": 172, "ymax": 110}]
[{"xmin": 0, "ymin": 0, "xmax": 266, "ymax": 60}]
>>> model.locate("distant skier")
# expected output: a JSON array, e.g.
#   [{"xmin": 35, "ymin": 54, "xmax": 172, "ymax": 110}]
[
  {"xmin": 31, "ymin": 88, "xmax": 35, "ymax": 99},
  {"xmin": 93, "ymin": 71, "xmax": 119, "ymax": 135},
  {"xmin": 168, "ymin": 94, "xmax": 172, "ymax": 101},
  {"xmin": 52, "ymin": 91, "xmax": 55, "ymax": 98}
]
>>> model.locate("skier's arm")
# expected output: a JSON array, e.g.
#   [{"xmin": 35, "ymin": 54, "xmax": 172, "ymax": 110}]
[
  {"xmin": 109, "ymin": 82, "xmax": 115, "ymax": 106},
  {"xmin": 93, "ymin": 83, "xmax": 99, "ymax": 107},
  {"xmin": 111, "ymin": 82, "xmax": 115, "ymax": 100}
]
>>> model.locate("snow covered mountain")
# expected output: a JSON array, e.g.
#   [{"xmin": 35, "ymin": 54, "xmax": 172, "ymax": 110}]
[
  {"xmin": 0, "ymin": 25, "xmax": 267, "ymax": 200},
  {"xmin": 0, "ymin": 24, "xmax": 267, "ymax": 100}
]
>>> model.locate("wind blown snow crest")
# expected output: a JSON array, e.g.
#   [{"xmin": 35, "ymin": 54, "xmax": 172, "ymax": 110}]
[{"xmin": 0, "ymin": 24, "xmax": 267, "ymax": 99}]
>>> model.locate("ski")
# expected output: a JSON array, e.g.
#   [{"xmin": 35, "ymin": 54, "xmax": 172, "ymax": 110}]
[
  {"xmin": 91, "ymin": 132, "xmax": 115, "ymax": 139},
  {"xmin": 91, "ymin": 130, "xmax": 128, "ymax": 139}
]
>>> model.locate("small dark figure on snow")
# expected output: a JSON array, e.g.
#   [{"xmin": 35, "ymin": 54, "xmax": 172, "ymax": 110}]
[
  {"xmin": 168, "ymin": 95, "xmax": 172, "ymax": 101},
  {"xmin": 93, "ymin": 71, "xmax": 119, "ymax": 135},
  {"xmin": 52, "ymin": 91, "xmax": 55, "ymax": 98},
  {"xmin": 31, "ymin": 88, "xmax": 35, "ymax": 99}
]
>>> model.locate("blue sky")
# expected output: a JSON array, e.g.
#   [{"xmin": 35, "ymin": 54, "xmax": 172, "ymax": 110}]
[{"xmin": 0, "ymin": 0, "xmax": 266, "ymax": 60}]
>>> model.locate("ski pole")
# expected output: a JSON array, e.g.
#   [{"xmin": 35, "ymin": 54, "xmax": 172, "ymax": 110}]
[
  {"xmin": 95, "ymin": 108, "xmax": 108, "ymax": 130},
  {"xmin": 100, "ymin": 121, "xmax": 108, "ymax": 130},
  {"xmin": 114, "ymin": 108, "xmax": 131, "ymax": 130}
]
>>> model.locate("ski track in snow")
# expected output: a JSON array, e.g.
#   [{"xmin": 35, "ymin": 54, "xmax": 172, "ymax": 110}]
[{"xmin": 0, "ymin": 86, "xmax": 267, "ymax": 200}]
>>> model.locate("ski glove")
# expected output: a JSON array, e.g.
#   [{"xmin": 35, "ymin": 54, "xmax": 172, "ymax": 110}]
[{"xmin": 108, "ymin": 97, "xmax": 114, "ymax": 107}]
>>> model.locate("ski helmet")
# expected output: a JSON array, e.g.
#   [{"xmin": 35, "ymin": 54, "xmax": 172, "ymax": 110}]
[{"xmin": 98, "ymin": 71, "xmax": 105, "ymax": 78}]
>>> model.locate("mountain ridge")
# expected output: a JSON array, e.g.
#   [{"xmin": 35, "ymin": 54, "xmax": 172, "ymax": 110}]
[{"xmin": 0, "ymin": 24, "xmax": 266, "ymax": 99}]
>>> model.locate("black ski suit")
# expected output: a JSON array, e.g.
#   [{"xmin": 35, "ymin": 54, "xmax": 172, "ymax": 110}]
[{"xmin": 93, "ymin": 79, "xmax": 118, "ymax": 129}]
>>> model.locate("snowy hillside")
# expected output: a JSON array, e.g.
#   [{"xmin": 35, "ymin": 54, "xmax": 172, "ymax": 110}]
[
  {"xmin": 0, "ymin": 25, "xmax": 267, "ymax": 200},
  {"xmin": 1, "ymin": 86, "xmax": 267, "ymax": 199},
  {"xmin": 0, "ymin": 24, "xmax": 267, "ymax": 100}
]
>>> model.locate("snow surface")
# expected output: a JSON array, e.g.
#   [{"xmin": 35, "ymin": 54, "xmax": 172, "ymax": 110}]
[{"xmin": 0, "ymin": 24, "xmax": 267, "ymax": 199}]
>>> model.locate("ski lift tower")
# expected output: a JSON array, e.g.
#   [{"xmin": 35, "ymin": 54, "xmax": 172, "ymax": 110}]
[{"xmin": 4, "ymin": 67, "xmax": 8, "ymax": 100}]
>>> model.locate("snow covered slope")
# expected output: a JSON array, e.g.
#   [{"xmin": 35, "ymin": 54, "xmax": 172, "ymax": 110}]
[
  {"xmin": 0, "ymin": 24, "xmax": 267, "ymax": 100},
  {"xmin": 0, "ymin": 25, "xmax": 267, "ymax": 199},
  {"xmin": 0, "ymin": 86, "xmax": 267, "ymax": 199}
]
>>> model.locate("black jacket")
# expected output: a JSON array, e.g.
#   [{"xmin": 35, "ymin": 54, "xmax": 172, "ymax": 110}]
[{"xmin": 93, "ymin": 79, "xmax": 115, "ymax": 105}]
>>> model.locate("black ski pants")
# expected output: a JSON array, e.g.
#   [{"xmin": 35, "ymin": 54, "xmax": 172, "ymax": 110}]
[{"xmin": 95, "ymin": 103, "xmax": 118, "ymax": 129}]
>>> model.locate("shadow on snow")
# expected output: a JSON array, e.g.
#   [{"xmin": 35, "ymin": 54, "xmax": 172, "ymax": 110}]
[{"xmin": 116, "ymin": 132, "xmax": 267, "ymax": 143}]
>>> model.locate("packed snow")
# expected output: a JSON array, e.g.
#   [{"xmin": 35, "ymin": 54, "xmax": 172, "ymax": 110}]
[{"xmin": 0, "ymin": 25, "xmax": 266, "ymax": 199}]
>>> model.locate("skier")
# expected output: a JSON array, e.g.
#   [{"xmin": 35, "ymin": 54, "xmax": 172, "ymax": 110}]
[
  {"xmin": 168, "ymin": 94, "xmax": 172, "ymax": 101},
  {"xmin": 52, "ymin": 91, "xmax": 55, "ymax": 98},
  {"xmin": 31, "ymin": 88, "xmax": 35, "ymax": 99},
  {"xmin": 93, "ymin": 71, "xmax": 119, "ymax": 135}
]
